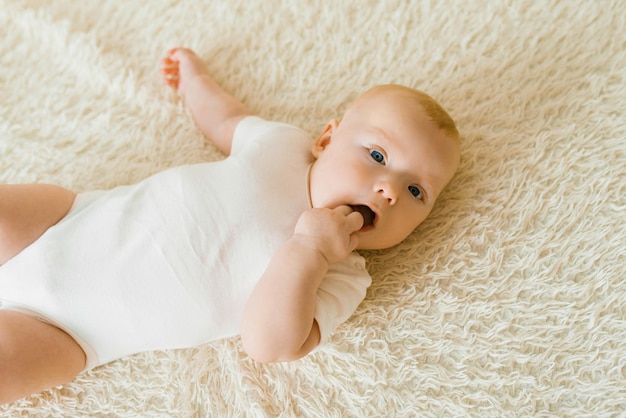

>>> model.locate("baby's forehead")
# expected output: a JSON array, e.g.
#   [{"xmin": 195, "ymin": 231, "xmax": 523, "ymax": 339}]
[
  {"xmin": 355, "ymin": 87, "xmax": 459, "ymax": 145},
  {"xmin": 345, "ymin": 90, "xmax": 424, "ymax": 125}
]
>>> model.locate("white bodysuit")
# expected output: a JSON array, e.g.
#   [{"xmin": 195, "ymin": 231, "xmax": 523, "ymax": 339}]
[{"xmin": 0, "ymin": 117, "xmax": 371, "ymax": 369}]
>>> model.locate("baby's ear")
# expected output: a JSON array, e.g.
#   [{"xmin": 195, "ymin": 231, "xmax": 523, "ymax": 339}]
[{"xmin": 311, "ymin": 119, "xmax": 339, "ymax": 158}]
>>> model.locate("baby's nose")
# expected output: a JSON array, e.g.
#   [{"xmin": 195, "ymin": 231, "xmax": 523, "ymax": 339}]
[{"xmin": 374, "ymin": 180, "xmax": 398, "ymax": 205}]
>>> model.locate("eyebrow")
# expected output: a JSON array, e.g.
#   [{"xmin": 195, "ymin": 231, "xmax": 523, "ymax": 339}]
[{"xmin": 369, "ymin": 126, "xmax": 391, "ymax": 143}]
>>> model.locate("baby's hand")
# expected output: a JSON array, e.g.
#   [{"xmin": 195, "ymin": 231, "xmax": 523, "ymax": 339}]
[
  {"xmin": 293, "ymin": 206, "xmax": 364, "ymax": 264},
  {"xmin": 160, "ymin": 48, "xmax": 210, "ymax": 95}
]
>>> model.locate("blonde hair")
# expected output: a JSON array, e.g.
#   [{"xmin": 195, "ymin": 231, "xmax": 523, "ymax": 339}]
[
  {"xmin": 409, "ymin": 89, "xmax": 459, "ymax": 142},
  {"xmin": 364, "ymin": 84, "xmax": 460, "ymax": 142}
]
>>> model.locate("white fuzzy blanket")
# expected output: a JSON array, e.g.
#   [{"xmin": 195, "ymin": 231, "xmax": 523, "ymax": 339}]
[{"xmin": 1, "ymin": 1, "xmax": 625, "ymax": 416}]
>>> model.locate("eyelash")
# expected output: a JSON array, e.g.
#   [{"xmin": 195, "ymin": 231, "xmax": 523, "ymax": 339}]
[{"xmin": 369, "ymin": 148, "xmax": 424, "ymax": 200}]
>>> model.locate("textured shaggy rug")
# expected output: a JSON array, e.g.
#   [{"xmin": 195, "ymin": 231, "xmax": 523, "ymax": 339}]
[{"xmin": 1, "ymin": 0, "xmax": 625, "ymax": 416}]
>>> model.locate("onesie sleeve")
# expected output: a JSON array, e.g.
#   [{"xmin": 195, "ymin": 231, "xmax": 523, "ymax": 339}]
[
  {"xmin": 315, "ymin": 252, "xmax": 372, "ymax": 345},
  {"xmin": 230, "ymin": 116, "xmax": 309, "ymax": 155}
]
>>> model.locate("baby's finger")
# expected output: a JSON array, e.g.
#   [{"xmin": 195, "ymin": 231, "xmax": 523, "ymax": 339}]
[
  {"xmin": 348, "ymin": 233, "xmax": 359, "ymax": 252},
  {"xmin": 334, "ymin": 205, "xmax": 364, "ymax": 231},
  {"xmin": 346, "ymin": 210, "xmax": 364, "ymax": 232},
  {"xmin": 335, "ymin": 205, "xmax": 355, "ymax": 216}
]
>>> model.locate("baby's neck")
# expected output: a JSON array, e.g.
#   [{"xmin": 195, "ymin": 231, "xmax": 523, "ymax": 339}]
[{"xmin": 305, "ymin": 163, "xmax": 314, "ymax": 209}]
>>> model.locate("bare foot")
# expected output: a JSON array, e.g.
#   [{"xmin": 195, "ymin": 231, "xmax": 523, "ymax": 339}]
[{"xmin": 160, "ymin": 48, "xmax": 211, "ymax": 97}]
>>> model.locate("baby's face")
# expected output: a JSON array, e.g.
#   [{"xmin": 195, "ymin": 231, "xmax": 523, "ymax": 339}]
[{"xmin": 309, "ymin": 87, "xmax": 460, "ymax": 250}]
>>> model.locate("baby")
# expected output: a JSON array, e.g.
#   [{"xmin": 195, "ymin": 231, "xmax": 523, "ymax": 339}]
[{"xmin": 0, "ymin": 48, "xmax": 460, "ymax": 403}]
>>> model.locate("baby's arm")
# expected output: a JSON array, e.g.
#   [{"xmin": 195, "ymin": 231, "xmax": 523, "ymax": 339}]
[
  {"xmin": 241, "ymin": 206, "xmax": 364, "ymax": 362},
  {"xmin": 161, "ymin": 48, "xmax": 251, "ymax": 155}
]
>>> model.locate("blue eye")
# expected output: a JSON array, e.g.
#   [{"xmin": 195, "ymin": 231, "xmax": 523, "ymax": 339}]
[
  {"xmin": 408, "ymin": 185, "xmax": 422, "ymax": 199},
  {"xmin": 370, "ymin": 149, "xmax": 385, "ymax": 164}
]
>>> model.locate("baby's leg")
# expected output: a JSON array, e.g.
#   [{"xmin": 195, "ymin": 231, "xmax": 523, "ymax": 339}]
[
  {"xmin": 0, "ymin": 311, "xmax": 85, "ymax": 404},
  {"xmin": 0, "ymin": 184, "xmax": 83, "ymax": 403},
  {"xmin": 160, "ymin": 48, "xmax": 251, "ymax": 155},
  {"xmin": 0, "ymin": 184, "xmax": 75, "ymax": 265}
]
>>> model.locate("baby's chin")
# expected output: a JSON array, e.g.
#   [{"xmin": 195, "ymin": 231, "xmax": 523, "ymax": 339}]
[
  {"xmin": 355, "ymin": 236, "xmax": 401, "ymax": 251},
  {"xmin": 355, "ymin": 228, "xmax": 417, "ymax": 251}
]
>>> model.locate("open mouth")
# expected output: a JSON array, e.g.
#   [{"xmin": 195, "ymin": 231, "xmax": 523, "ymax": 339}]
[{"xmin": 350, "ymin": 205, "xmax": 376, "ymax": 228}]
